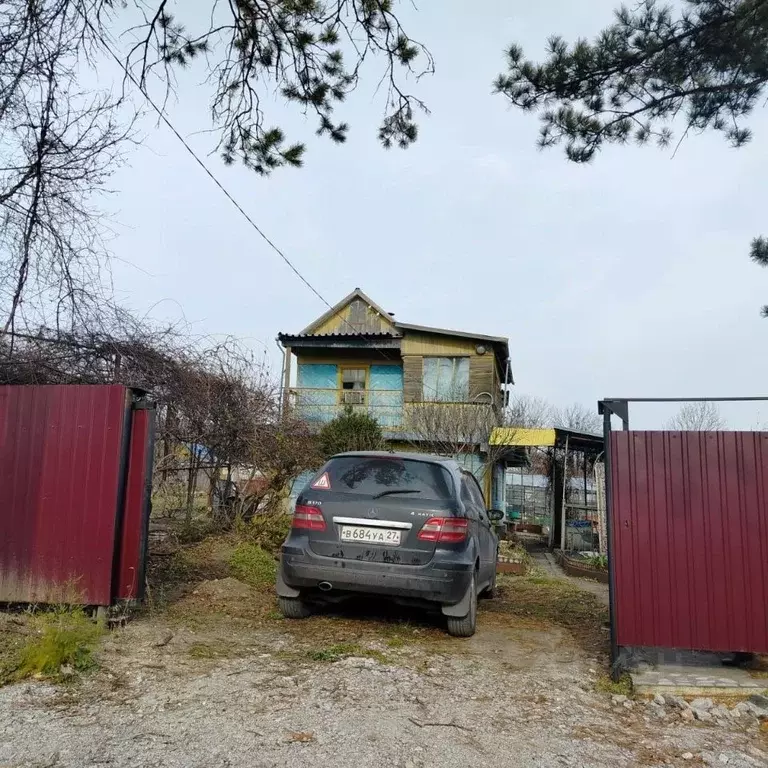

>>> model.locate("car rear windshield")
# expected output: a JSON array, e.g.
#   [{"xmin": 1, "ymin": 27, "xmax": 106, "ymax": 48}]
[{"xmin": 321, "ymin": 456, "xmax": 454, "ymax": 501}]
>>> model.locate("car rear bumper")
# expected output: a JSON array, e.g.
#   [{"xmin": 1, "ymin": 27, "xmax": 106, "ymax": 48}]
[{"xmin": 279, "ymin": 544, "xmax": 473, "ymax": 606}]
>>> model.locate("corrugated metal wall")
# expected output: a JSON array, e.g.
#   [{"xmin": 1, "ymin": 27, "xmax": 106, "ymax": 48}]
[
  {"xmin": 610, "ymin": 430, "xmax": 768, "ymax": 653},
  {"xmin": 114, "ymin": 404, "xmax": 156, "ymax": 601},
  {"xmin": 0, "ymin": 385, "xmax": 154, "ymax": 606}
]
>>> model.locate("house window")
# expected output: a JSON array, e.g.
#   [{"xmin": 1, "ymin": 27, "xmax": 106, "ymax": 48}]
[
  {"xmin": 422, "ymin": 357, "xmax": 470, "ymax": 401},
  {"xmin": 340, "ymin": 367, "xmax": 367, "ymax": 405}
]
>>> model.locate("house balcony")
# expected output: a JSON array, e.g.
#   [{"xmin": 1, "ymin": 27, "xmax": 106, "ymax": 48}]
[
  {"xmin": 290, "ymin": 388, "xmax": 404, "ymax": 428},
  {"xmin": 289, "ymin": 388, "xmax": 500, "ymax": 441}
]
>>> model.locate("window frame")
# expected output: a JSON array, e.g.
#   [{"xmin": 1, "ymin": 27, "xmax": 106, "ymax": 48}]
[
  {"xmin": 459, "ymin": 475, "xmax": 479, "ymax": 520},
  {"xmin": 422, "ymin": 356, "xmax": 470, "ymax": 402},
  {"xmin": 337, "ymin": 365, "xmax": 369, "ymax": 405}
]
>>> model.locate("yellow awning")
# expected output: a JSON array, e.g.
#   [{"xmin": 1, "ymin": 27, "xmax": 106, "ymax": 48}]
[{"xmin": 490, "ymin": 427, "xmax": 557, "ymax": 447}]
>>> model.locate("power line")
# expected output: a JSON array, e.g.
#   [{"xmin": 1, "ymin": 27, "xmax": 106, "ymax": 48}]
[
  {"xmin": 86, "ymin": 17, "xmax": 331, "ymax": 310},
  {"xmin": 85, "ymin": 23, "xmax": 406, "ymax": 346},
  {"xmin": 83, "ymin": 17, "xmax": 484, "ymax": 403}
]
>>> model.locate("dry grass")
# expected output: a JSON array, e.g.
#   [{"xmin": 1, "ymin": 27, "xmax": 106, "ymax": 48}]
[
  {"xmin": 0, "ymin": 614, "xmax": 32, "ymax": 685},
  {"xmin": 143, "ymin": 532, "xmax": 609, "ymax": 670},
  {"xmin": 0, "ymin": 607, "xmax": 104, "ymax": 686},
  {"xmin": 304, "ymin": 642, "xmax": 388, "ymax": 664},
  {"xmin": 594, "ymin": 673, "xmax": 633, "ymax": 696},
  {"xmin": 485, "ymin": 569, "xmax": 610, "ymax": 658},
  {"xmin": 286, "ymin": 731, "xmax": 315, "ymax": 743}
]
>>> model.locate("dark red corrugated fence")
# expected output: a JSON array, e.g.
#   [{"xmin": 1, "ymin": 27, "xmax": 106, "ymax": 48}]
[
  {"xmin": 0, "ymin": 385, "xmax": 155, "ymax": 606},
  {"xmin": 610, "ymin": 430, "xmax": 768, "ymax": 653},
  {"xmin": 114, "ymin": 404, "xmax": 155, "ymax": 601}
]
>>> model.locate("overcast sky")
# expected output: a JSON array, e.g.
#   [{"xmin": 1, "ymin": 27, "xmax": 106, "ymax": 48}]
[{"xmin": 102, "ymin": 1, "xmax": 768, "ymax": 429}]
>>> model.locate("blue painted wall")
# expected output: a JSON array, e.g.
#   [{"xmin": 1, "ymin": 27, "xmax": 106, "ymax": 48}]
[
  {"xmin": 369, "ymin": 364, "xmax": 403, "ymax": 427},
  {"xmin": 296, "ymin": 363, "xmax": 337, "ymax": 422}
]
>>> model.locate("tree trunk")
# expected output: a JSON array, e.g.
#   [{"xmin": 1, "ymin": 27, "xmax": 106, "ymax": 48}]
[{"xmin": 185, "ymin": 448, "xmax": 198, "ymax": 524}]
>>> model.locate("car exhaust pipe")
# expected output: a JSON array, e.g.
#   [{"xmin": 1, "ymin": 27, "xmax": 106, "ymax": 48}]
[{"xmin": 318, "ymin": 581, "xmax": 333, "ymax": 592}]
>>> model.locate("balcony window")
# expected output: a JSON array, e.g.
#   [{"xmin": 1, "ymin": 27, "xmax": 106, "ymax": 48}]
[
  {"xmin": 423, "ymin": 357, "xmax": 470, "ymax": 402},
  {"xmin": 340, "ymin": 367, "xmax": 367, "ymax": 405}
]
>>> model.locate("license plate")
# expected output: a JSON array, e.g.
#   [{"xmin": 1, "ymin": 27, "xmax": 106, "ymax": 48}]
[{"xmin": 339, "ymin": 526, "xmax": 402, "ymax": 546}]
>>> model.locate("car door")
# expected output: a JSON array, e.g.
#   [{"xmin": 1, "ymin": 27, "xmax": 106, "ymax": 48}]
[
  {"xmin": 465, "ymin": 473, "xmax": 496, "ymax": 585},
  {"xmin": 460, "ymin": 472, "xmax": 492, "ymax": 586}
]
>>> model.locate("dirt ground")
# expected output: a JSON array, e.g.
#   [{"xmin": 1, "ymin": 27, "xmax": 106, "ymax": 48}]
[{"xmin": 0, "ymin": 540, "xmax": 766, "ymax": 768}]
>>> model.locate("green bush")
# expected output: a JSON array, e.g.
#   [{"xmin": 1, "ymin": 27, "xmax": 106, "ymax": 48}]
[
  {"xmin": 583, "ymin": 554, "xmax": 609, "ymax": 571},
  {"xmin": 177, "ymin": 517, "xmax": 217, "ymax": 544},
  {"xmin": 237, "ymin": 512, "xmax": 292, "ymax": 555},
  {"xmin": 318, "ymin": 408, "xmax": 383, "ymax": 458},
  {"xmin": 16, "ymin": 607, "xmax": 104, "ymax": 680},
  {"xmin": 228, "ymin": 543, "xmax": 277, "ymax": 587}
]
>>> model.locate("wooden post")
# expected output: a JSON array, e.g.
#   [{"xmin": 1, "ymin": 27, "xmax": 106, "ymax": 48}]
[
  {"xmin": 282, "ymin": 345, "xmax": 292, "ymax": 413},
  {"xmin": 560, "ymin": 436, "xmax": 570, "ymax": 552}
]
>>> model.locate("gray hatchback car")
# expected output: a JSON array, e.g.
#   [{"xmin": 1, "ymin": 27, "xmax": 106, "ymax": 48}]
[{"xmin": 276, "ymin": 451, "xmax": 502, "ymax": 637}]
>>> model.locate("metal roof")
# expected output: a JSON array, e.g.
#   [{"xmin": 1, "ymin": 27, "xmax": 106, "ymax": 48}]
[
  {"xmin": 278, "ymin": 288, "xmax": 512, "ymax": 379},
  {"xmin": 278, "ymin": 331, "xmax": 400, "ymax": 340},
  {"xmin": 394, "ymin": 321, "xmax": 508, "ymax": 345},
  {"xmin": 491, "ymin": 426, "xmax": 603, "ymax": 453},
  {"xmin": 299, "ymin": 288, "xmax": 395, "ymax": 336}
]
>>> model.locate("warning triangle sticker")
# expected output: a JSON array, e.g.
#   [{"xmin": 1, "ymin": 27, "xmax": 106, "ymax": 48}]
[{"xmin": 311, "ymin": 472, "xmax": 331, "ymax": 490}]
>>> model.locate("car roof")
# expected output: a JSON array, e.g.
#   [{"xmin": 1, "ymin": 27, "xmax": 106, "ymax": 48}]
[{"xmin": 331, "ymin": 450, "xmax": 461, "ymax": 469}]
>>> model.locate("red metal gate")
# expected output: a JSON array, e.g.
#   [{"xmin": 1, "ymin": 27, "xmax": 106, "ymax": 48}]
[
  {"xmin": 610, "ymin": 430, "xmax": 768, "ymax": 654},
  {"xmin": 0, "ymin": 385, "xmax": 155, "ymax": 606}
]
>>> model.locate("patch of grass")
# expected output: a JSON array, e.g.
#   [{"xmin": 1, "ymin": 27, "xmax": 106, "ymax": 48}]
[
  {"xmin": 228, "ymin": 543, "xmax": 276, "ymax": 587},
  {"xmin": 386, "ymin": 636, "xmax": 406, "ymax": 649},
  {"xmin": 177, "ymin": 517, "xmax": 217, "ymax": 544},
  {"xmin": 187, "ymin": 642, "xmax": 235, "ymax": 660},
  {"xmin": 188, "ymin": 643, "xmax": 218, "ymax": 659},
  {"xmin": 522, "ymin": 573, "xmax": 563, "ymax": 587},
  {"xmin": 265, "ymin": 610, "xmax": 284, "ymax": 621},
  {"xmin": 498, "ymin": 541, "xmax": 531, "ymax": 565},
  {"xmin": 306, "ymin": 642, "xmax": 388, "ymax": 664},
  {"xmin": 486, "ymin": 570, "xmax": 609, "ymax": 657},
  {"xmin": 7, "ymin": 607, "xmax": 104, "ymax": 683},
  {"xmin": 582, "ymin": 554, "xmax": 609, "ymax": 571},
  {"xmin": 595, "ymin": 672, "xmax": 633, "ymax": 696},
  {"xmin": 147, "ymin": 537, "xmax": 235, "ymax": 602},
  {"xmin": 0, "ymin": 623, "xmax": 28, "ymax": 685},
  {"xmin": 237, "ymin": 512, "xmax": 292, "ymax": 556}
]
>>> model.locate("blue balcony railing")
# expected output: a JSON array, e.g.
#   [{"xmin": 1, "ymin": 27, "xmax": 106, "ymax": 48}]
[{"xmin": 290, "ymin": 388, "xmax": 403, "ymax": 427}]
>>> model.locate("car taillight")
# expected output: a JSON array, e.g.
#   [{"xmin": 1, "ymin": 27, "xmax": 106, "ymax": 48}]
[
  {"xmin": 417, "ymin": 517, "xmax": 468, "ymax": 543},
  {"xmin": 293, "ymin": 504, "xmax": 326, "ymax": 531}
]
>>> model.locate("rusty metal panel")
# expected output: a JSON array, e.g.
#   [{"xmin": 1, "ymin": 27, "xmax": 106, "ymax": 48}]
[
  {"xmin": 114, "ymin": 404, "xmax": 156, "ymax": 601},
  {"xmin": 0, "ymin": 385, "xmax": 129, "ymax": 605},
  {"xmin": 610, "ymin": 431, "xmax": 768, "ymax": 653}
]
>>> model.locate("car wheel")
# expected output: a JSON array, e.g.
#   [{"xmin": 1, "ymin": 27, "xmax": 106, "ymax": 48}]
[
  {"xmin": 446, "ymin": 572, "xmax": 477, "ymax": 638},
  {"xmin": 277, "ymin": 596, "xmax": 311, "ymax": 619}
]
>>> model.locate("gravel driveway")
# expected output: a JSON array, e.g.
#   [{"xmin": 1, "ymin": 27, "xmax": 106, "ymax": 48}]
[{"xmin": 1, "ymin": 571, "xmax": 766, "ymax": 768}]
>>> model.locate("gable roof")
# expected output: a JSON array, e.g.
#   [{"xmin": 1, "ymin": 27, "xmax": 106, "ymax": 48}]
[
  {"xmin": 299, "ymin": 287, "xmax": 398, "ymax": 336},
  {"xmin": 283, "ymin": 287, "xmax": 512, "ymax": 381},
  {"xmin": 394, "ymin": 321, "xmax": 508, "ymax": 345}
]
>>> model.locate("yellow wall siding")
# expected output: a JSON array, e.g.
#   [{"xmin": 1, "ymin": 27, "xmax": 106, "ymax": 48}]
[
  {"xmin": 469, "ymin": 355, "xmax": 496, "ymax": 401},
  {"xmin": 312, "ymin": 301, "xmax": 396, "ymax": 335},
  {"xmin": 401, "ymin": 332, "xmax": 477, "ymax": 356},
  {"xmin": 402, "ymin": 355, "xmax": 423, "ymax": 403}
]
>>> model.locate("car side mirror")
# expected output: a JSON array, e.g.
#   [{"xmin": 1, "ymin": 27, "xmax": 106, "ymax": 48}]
[{"xmin": 488, "ymin": 509, "xmax": 505, "ymax": 522}]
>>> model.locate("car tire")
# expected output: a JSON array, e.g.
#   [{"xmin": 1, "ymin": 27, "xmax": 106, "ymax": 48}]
[
  {"xmin": 446, "ymin": 572, "xmax": 477, "ymax": 638},
  {"xmin": 277, "ymin": 596, "xmax": 311, "ymax": 619}
]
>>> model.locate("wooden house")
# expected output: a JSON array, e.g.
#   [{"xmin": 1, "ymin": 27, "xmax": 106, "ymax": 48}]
[{"xmin": 277, "ymin": 288, "xmax": 512, "ymax": 504}]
